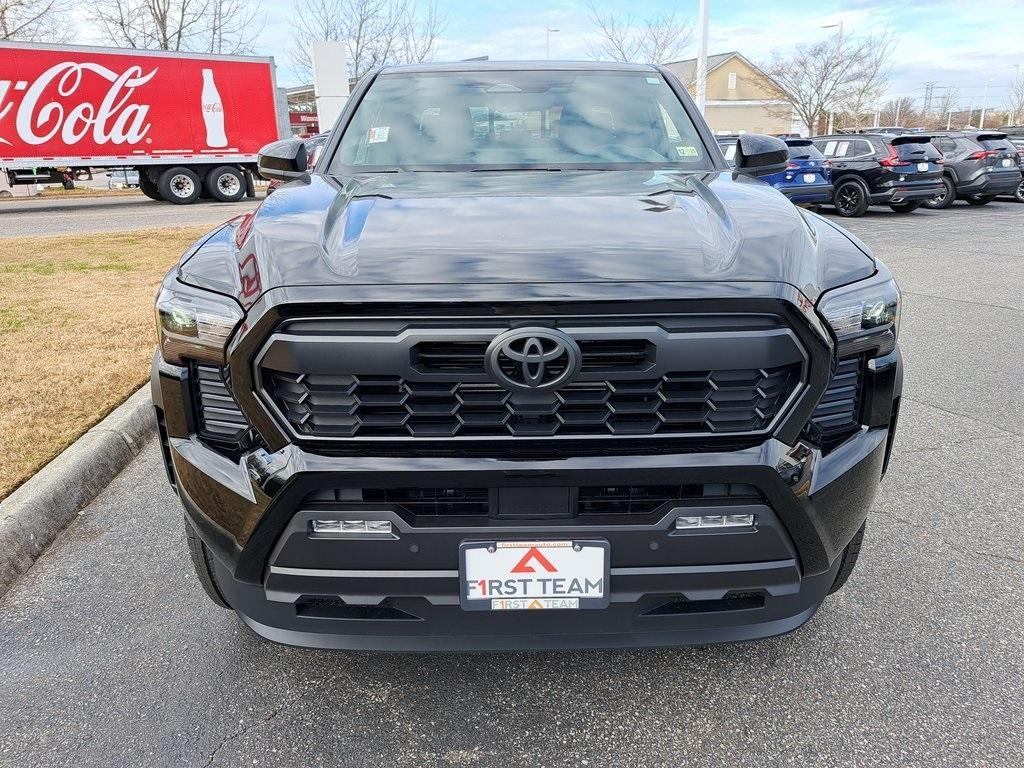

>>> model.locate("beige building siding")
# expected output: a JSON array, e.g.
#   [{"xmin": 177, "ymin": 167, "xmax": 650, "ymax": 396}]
[
  {"xmin": 665, "ymin": 52, "xmax": 796, "ymax": 136},
  {"xmin": 704, "ymin": 58, "xmax": 774, "ymax": 101},
  {"xmin": 704, "ymin": 104, "xmax": 793, "ymax": 135}
]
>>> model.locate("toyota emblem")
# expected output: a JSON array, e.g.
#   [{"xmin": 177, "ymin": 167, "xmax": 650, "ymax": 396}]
[{"xmin": 485, "ymin": 328, "xmax": 581, "ymax": 391}]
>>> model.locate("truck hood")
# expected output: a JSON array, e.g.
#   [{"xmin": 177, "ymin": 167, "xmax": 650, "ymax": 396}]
[{"xmin": 184, "ymin": 170, "xmax": 875, "ymax": 306}]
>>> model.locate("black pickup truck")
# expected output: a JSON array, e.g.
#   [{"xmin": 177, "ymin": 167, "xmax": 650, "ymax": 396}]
[{"xmin": 153, "ymin": 62, "xmax": 902, "ymax": 651}]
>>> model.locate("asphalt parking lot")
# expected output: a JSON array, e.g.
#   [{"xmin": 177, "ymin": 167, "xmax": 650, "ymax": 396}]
[
  {"xmin": 0, "ymin": 194, "xmax": 264, "ymax": 236},
  {"xmin": 1, "ymin": 200, "xmax": 1023, "ymax": 767}
]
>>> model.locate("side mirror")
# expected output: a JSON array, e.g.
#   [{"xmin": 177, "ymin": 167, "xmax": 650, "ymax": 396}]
[
  {"xmin": 257, "ymin": 139, "xmax": 308, "ymax": 182},
  {"xmin": 734, "ymin": 134, "xmax": 790, "ymax": 177}
]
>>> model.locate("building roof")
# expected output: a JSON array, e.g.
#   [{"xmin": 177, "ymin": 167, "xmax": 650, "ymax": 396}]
[{"xmin": 663, "ymin": 51, "xmax": 766, "ymax": 84}]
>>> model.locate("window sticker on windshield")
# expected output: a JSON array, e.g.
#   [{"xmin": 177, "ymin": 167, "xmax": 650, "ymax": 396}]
[
  {"xmin": 646, "ymin": 77, "xmax": 660, "ymax": 84},
  {"xmin": 367, "ymin": 126, "xmax": 390, "ymax": 143},
  {"xmin": 676, "ymin": 145, "xmax": 699, "ymax": 157}
]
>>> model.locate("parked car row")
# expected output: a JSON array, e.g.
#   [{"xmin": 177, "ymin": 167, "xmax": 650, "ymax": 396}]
[{"xmin": 719, "ymin": 130, "xmax": 1023, "ymax": 217}]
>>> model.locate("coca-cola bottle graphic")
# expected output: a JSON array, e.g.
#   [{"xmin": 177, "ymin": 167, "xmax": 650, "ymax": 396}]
[{"xmin": 201, "ymin": 69, "xmax": 227, "ymax": 147}]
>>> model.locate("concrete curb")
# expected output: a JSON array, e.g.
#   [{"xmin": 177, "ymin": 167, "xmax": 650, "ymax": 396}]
[{"xmin": 0, "ymin": 387, "xmax": 155, "ymax": 596}]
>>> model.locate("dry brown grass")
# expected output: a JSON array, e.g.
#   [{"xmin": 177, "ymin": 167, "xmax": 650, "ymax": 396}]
[{"xmin": 0, "ymin": 225, "xmax": 212, "ymax": 499}]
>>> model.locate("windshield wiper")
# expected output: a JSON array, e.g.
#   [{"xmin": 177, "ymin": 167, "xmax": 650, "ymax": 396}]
[{"xmin": 469, "ymin": 166, "xmax": 566, "ymax": 172}]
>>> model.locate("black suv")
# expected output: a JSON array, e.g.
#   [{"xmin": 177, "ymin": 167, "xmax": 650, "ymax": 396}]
[
  {"xmin": 153, "ymin": 62, "xmax": 903, "ymax": 651},
  {"xmin": 813, "ymin": 133, "xmax": 943, "ymax": 216},
  {"xmin": 925, "ymin": 131, "xmax": 1023, "ymax": 208}
]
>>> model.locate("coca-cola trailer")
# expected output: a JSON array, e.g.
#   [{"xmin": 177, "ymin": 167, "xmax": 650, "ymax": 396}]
[{"xmin": 0, "ymin": 41, "xmax": 290, "ymax": 204}]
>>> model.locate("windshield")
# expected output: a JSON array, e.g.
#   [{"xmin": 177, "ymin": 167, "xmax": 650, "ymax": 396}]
[{"xmin": 332, "ymin": 70, "xmax": 711, "ymax": 171}]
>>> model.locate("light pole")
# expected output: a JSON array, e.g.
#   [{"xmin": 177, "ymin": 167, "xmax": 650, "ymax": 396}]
[
  {"xmin": 821, "ymin": 20, "xmax": 844, "ymax": 37},
  {"xmin": 545, "ymin": 27, "xmax": 559, "ymax": 59},
  {"xmin": 1012, "ymin": 64, "xmax": 1022, "ymax": 125},
  {"xmin": 821, "ymin": 22, "xmax": 843, "ymax": 132},
  {"xmin": 979, "ymin": 77, "xmax": 993, "ymax": 128},
  {"xmin": 695, "ymin": 0, "xmax": 709, "ymax": 114}
]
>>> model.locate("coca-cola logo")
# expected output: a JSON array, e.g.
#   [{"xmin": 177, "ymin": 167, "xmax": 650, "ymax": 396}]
[{"xmin": 0, "ymin": 61, "xmax": 157, "ymax": 147}]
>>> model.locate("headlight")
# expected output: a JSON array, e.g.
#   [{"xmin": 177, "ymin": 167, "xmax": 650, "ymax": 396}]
[
  {"xmin": 155, "ymin": 275, "xmax": 243, "ymax": 365},
  {"xmin": 818, "ymin": 263, "xmax": 900, "ymax": 356}
]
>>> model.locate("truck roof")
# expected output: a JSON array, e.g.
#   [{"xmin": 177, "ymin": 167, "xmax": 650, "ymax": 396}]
[{"xmin": 378, "ymin": 60, "xmax": 662, "ymax": 74}]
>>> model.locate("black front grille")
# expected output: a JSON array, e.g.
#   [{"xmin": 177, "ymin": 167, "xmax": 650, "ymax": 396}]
[
  {"xmin": 193, "ymin": 365, "xmax": 249, "ymax": 443},
  {"xmin": 305, "ymin": 487, "xmax": 491, "ymax": 516},
  {"xmin": 303, "ymin": 484, "xmax": 763, "ymax": 520},
  {"xmin": 369, "ymin": 488, "xmax": 491, "ymax": 516},
  {"xmin": 807, "ymin": 356, "xmax": 862, "ymax": 448},
  {"xmin": 411, "ymin": 338, "xmax": 653, "ymax": 375},
  {"xmin": 578, "ymin": 485, "xmax": 699, "ymax": 515},
  {"xmin": 264, "ymin": 364, "xmax": 802, "ymax": 440}
]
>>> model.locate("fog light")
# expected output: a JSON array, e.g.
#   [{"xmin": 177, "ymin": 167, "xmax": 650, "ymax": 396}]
[
  {"xmin": 311, "ymin": 519, "xmax": 393, "ymax": 535},
  {"xmin": 674, "ymin": 513, "xmax": 755, "ymax": 530}
]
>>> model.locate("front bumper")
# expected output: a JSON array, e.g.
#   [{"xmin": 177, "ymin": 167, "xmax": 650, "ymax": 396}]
[{"xmin": 154, "ymin": 342, "xmax": 902, "ymax": 651}]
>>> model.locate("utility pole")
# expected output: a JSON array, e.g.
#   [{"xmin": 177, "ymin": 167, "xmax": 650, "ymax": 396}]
[
  {"xmin": 894, "ymin": 99, "xmax": 902, "ymax": 126},
  {"xmin": 695, "ymin": 0, "xmax": 709, "ymax": 114}
]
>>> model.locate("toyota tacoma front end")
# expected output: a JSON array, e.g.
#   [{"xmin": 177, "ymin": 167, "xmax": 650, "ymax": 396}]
[{"xmin": 152, "ymin": 62, "xmax": 902, "ymax": 650}]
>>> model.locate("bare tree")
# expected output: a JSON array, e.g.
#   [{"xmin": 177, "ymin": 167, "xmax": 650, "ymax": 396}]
[
  {"xmin": 290, "ymin": 0, "xmax": 446, "ymax": 83},
  {"xmin": 835, "ymin": 29, "xmax": 895, "ymax": 129},
  {"xmin": 586, "ymin": 2, "xmax": 692, "ymax": 64},
  {"xmin": 0, "ymin": 0, "xmax": 74, "ymax": 41},
  {"xmin": 878, "ymin": 96, "xmax": 917, "ymax": 127},
  {"xmin": 1008, "ymin": 75, "xmax": 1024, "ymax": 126},
  {"xmin": 758, "ymin": 30, "xmax": 897, "ymax": 135},
  {"xmin": 926, "ymin": 85, "xmax": 961, "ymax": 129},
  {"xmin": 91, "ymin": 0, "xmax": 263, "ymax": 54}
]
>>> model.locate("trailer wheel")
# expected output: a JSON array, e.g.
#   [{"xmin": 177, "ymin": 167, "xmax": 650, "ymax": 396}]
[
  {"xmin": 205, "ymin": 166, "xmax": 246, "ymax": 203},
  {"xmin": 158, "ymin": 166, "xmax": 201, "ymax": 205},
  {"xmin": 139, "ymin": 172, "xmax": 163, "ymax": 201}
]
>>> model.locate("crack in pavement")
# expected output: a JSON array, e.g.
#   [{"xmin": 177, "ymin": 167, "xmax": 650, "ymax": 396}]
[
  {"xmin": 901, "ymin": 396, "xmax": 1024, "ymax": 439},
  {"xmin": 201, "ymin": 685, "xmax": 314, "ymax": 767},
  {"xmin": 901, "ymin": 290, "xmax": 1024, "ymax": 314},
  {"xmin": 871, "ymin": 508, "xmax": 1024, "ymax": 567}
]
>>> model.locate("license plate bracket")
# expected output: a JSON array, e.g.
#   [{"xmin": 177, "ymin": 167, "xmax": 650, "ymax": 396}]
[{"xmin": 459, "ymin": 539, "xmax": 610, "ymax": 611}]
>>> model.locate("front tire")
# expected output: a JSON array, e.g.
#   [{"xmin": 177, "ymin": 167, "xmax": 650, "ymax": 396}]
[
  {"xmin": 205, "ymin": 165, "xmax": 246, "ymax": 202},
  {"xmin": 1015, "ymin": 178, "xmax": 1024, "ymax": 203},
  {"xmin": 184, "ymin": 519, "xmax": 231, "ymax": 608},
  {"xmin": 828, "ymin": 523, "xmax": 866, "ymax": 595},
  {"xmin": 832, "ymin": 179, "xmax": 870, "ymax": 217},
  {"xmin": 965, "ymin": 194, "xmax": 996, "ymax": 206},
  {"xmin": 922, "ymin": 176, "xmax": 955, "ymax": 209},
  {"xmin": 158, "ymin": 166, "xmax": 201, "ymax": 205},
  {"xmin": 888, "ymin": 201, "xmax": 922, "ymax": 213}
]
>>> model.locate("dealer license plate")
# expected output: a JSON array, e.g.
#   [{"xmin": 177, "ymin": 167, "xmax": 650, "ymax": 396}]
[
  {"xmin": 803, "ymin": 173, "xmax": 816, "ymax": 183},
  {"xmin": 917, "ymin": 162, "xmax": 929, "ymax": 171},
  {"xmin": 1002, "ymin": 158, "xmax": 1013, "ymax": 167},
  {"xmin": 459, "ymin": 540, "xmax": 610, "ymax": 610}
]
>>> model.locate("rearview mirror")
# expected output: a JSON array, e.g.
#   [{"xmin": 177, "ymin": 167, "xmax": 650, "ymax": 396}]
[
  {"xmin": 257, "ymin": 139, "xmax": 308, "ymax": 182},
  {"xmin": 733, "ymin": 134, "xmax": 790, "ymax": 177}
]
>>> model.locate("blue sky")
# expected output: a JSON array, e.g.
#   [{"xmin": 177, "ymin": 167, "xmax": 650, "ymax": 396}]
[{"xmin": 139, "ymin": 1, "xmax": 1024, "ymax": 107}]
